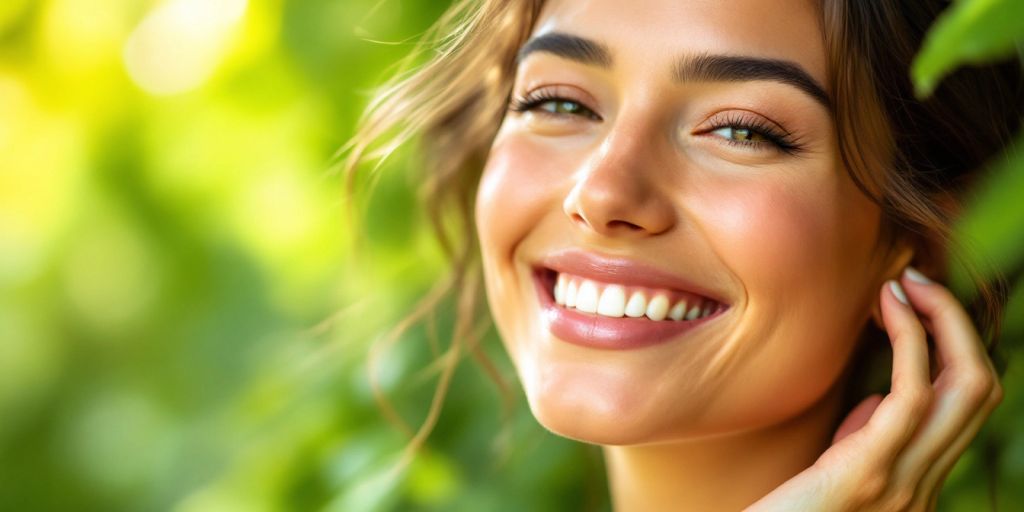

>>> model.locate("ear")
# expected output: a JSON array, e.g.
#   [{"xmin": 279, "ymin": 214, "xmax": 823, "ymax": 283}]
[
  {"xmin": 869, "ymin": 191, "xmax": 957, "ymax": 329},
  {"xmin": 869, "ymin": 242, "xmax": 915, "ymax": 329}
]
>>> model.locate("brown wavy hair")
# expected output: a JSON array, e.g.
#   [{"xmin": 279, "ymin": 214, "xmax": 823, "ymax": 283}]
[{"xmin": 341, "ymin": 0, "xmax": 1022, "ymax": 475}]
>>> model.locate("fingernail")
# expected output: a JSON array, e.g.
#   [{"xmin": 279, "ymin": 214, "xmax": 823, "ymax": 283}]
[
  {"xmin": 888, "ymin": 280, "xmax": 909, "ymax": 305},
  {"xmin": 903, "ymin": 266, "xmax": 933, "ymax": 284}
]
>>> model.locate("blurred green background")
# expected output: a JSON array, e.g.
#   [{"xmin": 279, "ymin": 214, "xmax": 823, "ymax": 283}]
[{"xmin": 0, "ymin": 0, "xmax": 1021, "ymax": 511}]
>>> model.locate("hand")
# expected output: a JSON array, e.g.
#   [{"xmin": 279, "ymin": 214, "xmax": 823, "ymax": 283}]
[{"xmin": 746, "ymin": 267, "xmax": 1004, "ymax": 512}]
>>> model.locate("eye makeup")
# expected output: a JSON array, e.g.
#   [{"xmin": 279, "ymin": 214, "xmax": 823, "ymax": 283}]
[
  {"xmin": 508, "ymin": 87, "xmax": 603, "ymax": 121},
  {"xmin": 507, "ymin": 81, "xmax": 809, "ymax": 156},
  {"xmin": 696, "ymin": 111, "xmax": 805, "ymax": 155}
]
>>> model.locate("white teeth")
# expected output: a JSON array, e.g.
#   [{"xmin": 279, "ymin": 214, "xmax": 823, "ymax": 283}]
[
  {"xmin": 684, "ymin": 304, "xmax": 702, "ymax": 320},
  {"xmin": 645, "ymin": 295, "xmax": 669, "ymax": 321},
  {"xmin": 575, "ymin": 280, "xmax": 599, "ymax": 313},
  {"xmin": 565, "ymin": 280, "xmax": 578, "ymax": 307},
  {"xmin": 624, "ymin": 292, "xmax": 647, "ymax": 318},
  {"xmin": 551, "ymin": 272, "xmax": 721, "ymax": 322},
  {"xmin": 554, "ymin": 274, "xmax": 566, "ymax": 305},
  {"xmin": 668, "ymin": 301, "xmax": 687, "ymax": 321},
  {"xmin": 597, "ymin": 285, "xmax": 626, "ymax": 317}
]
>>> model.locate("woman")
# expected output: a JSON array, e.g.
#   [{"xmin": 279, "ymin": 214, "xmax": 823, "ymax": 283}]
[{"xmin": 347, "ymin": 0, "xmax": 1022, "ymax": 509}]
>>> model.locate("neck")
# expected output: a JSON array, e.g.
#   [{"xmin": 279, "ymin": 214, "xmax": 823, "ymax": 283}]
[{"xmin": 602, "ymin": 383, "xmax": 844, "ymax": 512}]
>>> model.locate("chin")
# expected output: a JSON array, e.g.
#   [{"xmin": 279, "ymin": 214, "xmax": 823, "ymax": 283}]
[
  {"xmin": 521, "ymin": 377, "xmax": 692, "ymax": 446},
  {"xmin": 528, "ymin": 398, "xmax": 648, "ymax": 446}
]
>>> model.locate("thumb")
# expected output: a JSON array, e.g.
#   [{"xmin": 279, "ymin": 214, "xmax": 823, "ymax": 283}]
[{"xmin": 832, "ymin": 393, "xmax": 884, "ymax": 444}]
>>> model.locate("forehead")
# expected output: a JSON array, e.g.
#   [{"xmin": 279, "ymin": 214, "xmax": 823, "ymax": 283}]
[{"xmin": 532, "ymin": 0, "xmax": 828, "ymax": 89}]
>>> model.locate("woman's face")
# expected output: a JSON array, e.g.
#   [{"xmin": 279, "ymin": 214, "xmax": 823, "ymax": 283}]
[{"xmin": 475, "ymin": 0, "xmax": 897, "ymax": 444}]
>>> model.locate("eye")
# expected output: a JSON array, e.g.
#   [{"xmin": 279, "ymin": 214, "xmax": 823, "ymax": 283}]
[
  {"xmin": 509, "ymin": 90, "xmax": 602, "ymax": 121},
  {"xmin": 537, "ymin": 99, "xmax": 594, "ymax": 117},
  {"xmin": 701, "ymin": 114, "xmax": 803, "ymax": 155},
  {"xmin": 711, "ymin": 126, "xmax": 770, "ymax": 144}
]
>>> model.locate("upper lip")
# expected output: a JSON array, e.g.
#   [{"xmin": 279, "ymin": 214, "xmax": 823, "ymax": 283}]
[{"xmin": 536, "ymin": 248, "xmax": 730, "ymax": 305}]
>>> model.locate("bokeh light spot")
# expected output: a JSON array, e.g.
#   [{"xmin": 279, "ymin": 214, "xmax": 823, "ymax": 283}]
[
  {"xmin": 123, "ymin": 0, "xmax": 248, "ymax": 95},
  {"xmin": 62, "ymin": 214, "xmax": 162, "ymax": 337}
]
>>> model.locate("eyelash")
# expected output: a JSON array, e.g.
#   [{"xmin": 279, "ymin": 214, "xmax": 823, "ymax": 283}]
[
  {"xmin": 508, "ymin": 92, "xmax": 803, "ymax": 154},
  {"xmin": 508, "ymin": 91, "xmax": 602, "ymax": 121},
  {"xmin": 708, "ymin": 113, "xmax": 803, "ymax": 155}
]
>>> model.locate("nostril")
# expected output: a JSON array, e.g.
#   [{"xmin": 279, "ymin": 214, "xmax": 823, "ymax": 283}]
[
  {"xmin": 607, "ymin": 220, "xmax": 643, "ymax": 231},
  {"xmin": 567, "ymin": 207, "xmax": 658, "ymax": 235}
]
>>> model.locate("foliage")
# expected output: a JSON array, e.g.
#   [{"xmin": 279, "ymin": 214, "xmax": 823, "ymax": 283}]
[
  {"xmin": 910, "ymin": 1, "xmax": 1024, "ymax": 505},
  {"xmin": 0, "ymin": 0, "xmax": 1020, "ymax": 511},
  {"xmin": 912, "ymin": 0, "xmax": 1024, "ymax": 97}
]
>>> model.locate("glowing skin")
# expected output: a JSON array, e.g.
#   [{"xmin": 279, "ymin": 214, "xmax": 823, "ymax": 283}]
[{"xmin": 475, "ymin": 0, "xmax": 911, "ymax": 509}]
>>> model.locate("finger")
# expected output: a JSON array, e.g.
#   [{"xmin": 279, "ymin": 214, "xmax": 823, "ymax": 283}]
[
  {"xmin": 910, "ymin": 382, "xmax": 1003, "ymax": 509},
  {"xmin": 900, "ymin": 267, "xmax": 986, "ymax": 369},
  {"xmin": 893, "ymin": 375, "xmax": 995, "ymax": 492},
  {"xmin": 893, "ymin": 269, "xmax": 999, "ymax": 482},
  {"xmin": 855, "ymin": 280, "xmax": 932, "ymax": 463},
  {"xmin": 813, "ymin": 282, "xmax": 932, "ymax": 508}
]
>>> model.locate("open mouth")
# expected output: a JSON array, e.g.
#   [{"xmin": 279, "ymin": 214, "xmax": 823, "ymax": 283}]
[
  {"xmin": 532, "ymin": 265, "xmax": 729, "ymax": 350},
  {"xmin": 540, "ymin": 268, "xmax": 724, "ymax": 319},
  {"xmin": 536, "ymin": 267, "xmax": 726, "ymax": 322}
]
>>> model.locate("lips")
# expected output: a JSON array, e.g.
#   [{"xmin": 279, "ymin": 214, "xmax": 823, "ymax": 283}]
[{"xmin": 532, "ymin": 249, "xmax": 729, "ymax": 350}]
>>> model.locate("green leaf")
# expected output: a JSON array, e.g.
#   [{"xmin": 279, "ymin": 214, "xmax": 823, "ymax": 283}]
[
  {"xmin": 950, "ymin": 133, "xmax": 1024, "ymax": 294},
  {"xmin": 911, "ymin": 0, "xmax": 1024, "ymax": 98}
]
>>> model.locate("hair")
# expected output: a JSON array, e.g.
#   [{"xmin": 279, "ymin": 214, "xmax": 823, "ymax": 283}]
[{"xmin": 341, "ymin": 0, "xmax": 1022, "ymax": 481}]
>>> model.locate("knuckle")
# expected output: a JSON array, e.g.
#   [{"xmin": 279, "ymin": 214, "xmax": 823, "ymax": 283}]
[
  {"xmin": 851, "ymin": 472, "xmax": 889, "ymax": 505},
  {"xmin": 884, "ymin": 487, "xmax": 916, "ymax": 511},
  {"xmin": 928, "ymin": 287, "xmax": 965, "ymax": 316},
  {"xmin": 989, "ymin": 381, "xmax": 1005, "ymax": 408},
  {"xmin": 903, "ymin": 384, "xmax": 933, "ymax": 414},
  {"xmin": 896, "ymin": 322, "xmax": 926, "ymax": 341},
  {"xmin": 957, "ymin": 370, "xmax": 994, "ymax": 405},
  {"xmin": 931, "ymin": 299, "xmax": 960, "ymax": 320}
]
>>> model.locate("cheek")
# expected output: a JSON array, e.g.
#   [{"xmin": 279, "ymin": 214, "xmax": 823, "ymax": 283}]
[
  {"xmin": 708, "ymin": 175, "xmax": 878, "ymax": 319},
  {"xmin": 693, "ymin": 173, "xmax": 852, "ymax": 306},
  {"xmin": 688, "ymin": 172, "xmax": 879, "ymax": 428},
  {"xmin": 476, "ymin": 133, "xmax": 567, "ymax": 357},
  {"xmin": 475, "ymin": 134, "xmax": 558, "ymax": 260},
  {"xmin": 712, "ymin": 183, "xmax": 835, "ymax": 280}
]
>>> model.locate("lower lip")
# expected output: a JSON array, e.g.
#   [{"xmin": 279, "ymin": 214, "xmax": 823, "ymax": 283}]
[{"xmin": 533, "ymin": 270, "xmax": 726, "ymax": 350}]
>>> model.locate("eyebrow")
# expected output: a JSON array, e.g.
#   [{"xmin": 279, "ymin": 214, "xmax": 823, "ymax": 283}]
[
  {"xmin": 674, "ymin": 54, "xmax": 831, "ymax": 109},
  {"xmin": 516, "ymin": 32, "xmax": 831, "ymax": 110},
  {"xmin": 517, "ymin": 32, "xmax": 612, "ymax": 67}
]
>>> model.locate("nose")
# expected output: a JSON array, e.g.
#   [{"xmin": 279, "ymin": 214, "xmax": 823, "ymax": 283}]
[{"xmin": 563, "ymin": 129, "xmax": 677, "ymax": 237}]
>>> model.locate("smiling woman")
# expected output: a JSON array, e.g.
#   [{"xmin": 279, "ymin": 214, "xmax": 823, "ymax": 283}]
[{"xmin": 345, "ymin": 0, "xmax": 1022, "ymax": 510}]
